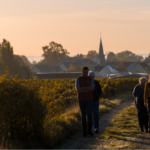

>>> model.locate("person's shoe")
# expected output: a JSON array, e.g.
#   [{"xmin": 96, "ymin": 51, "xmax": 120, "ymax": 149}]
[
  {"xmin": 83, "ymin": 131, "xmax": 87, "ymax": 137},
  {"xmin": 87, "ymin": 131, "xmax": 94, "ymax": 137},
  {"xmin": 95, "ymin": 129, "xmax": 99, "ymax": 133},
  {"xmin": 140, "ymin": 128, "xmax": 144, "ymax": 132},
  {"xmin": 145, "ymin": 129, "xmax": 148, "ymax": 133}
]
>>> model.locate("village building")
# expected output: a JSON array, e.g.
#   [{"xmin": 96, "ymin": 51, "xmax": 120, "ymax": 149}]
[
  {"xmin": 59, "ymin": 62, "xmax": 81, "ymax": 71},
  {"xmin": 72, "ymin": 59, "xmax": 98, "ymax": 68},
  {"xmin": 94, "ymin": 66, "xmax": 104, "ymax": 73},
  {"xmin": 98, "ymin": 37, "xmax": 106, "ymax": 65},
  {"xmin": 34, "ymin": 36, "xmax": 150, "ymax": 79},
  {"xmin": 32, "ymin": 65, "xmax": 62, "ymax": 73},
  {"xmin": 105, "ymin": 62, "xmax": 132, "ymax": 72},
  {"xmin": 98, "ymin": 65, "xmax": 119, "ymax": 78},
  {"xmin": 128, "ymin": 62, "xmax": 150, "ymax": 73},
  {"xmin": 58, "ymin": 59, "xmax": 98, "ymax": 71},
  {"xmin": 109, "ymin": 72, "xmax": 149, "ymax": 79},
  {"xmin": 92, "ymin": 37, "xmax": 106, "ymax": 66}
]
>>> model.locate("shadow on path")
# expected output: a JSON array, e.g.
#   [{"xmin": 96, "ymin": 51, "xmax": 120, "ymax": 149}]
[{"xmin": 135, "ymin": 133, "xmax": 150, "ymax": 149}]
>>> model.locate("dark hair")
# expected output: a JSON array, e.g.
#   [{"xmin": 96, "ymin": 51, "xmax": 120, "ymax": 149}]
[{"xmin": 82, "ymin": 66, "xmax": 89, "ymax": 71}]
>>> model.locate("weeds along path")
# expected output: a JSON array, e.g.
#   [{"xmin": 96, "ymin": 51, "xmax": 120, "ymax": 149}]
[{"xmin": 56, "ymin": 98, "xmax": 134, "ymax": 149}]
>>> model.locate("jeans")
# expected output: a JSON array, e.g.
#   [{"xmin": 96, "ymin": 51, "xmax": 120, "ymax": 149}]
[
  {"xmin": 79, "ymin": 101, "xmax": 93, "ymax": 133},
  {"xmin": 93, "ymin": 101, "xmax": 99, "ymax": 129},
  {"xmin": 137, "ymin": 106, "xmax": 149, "ymax": 129}
]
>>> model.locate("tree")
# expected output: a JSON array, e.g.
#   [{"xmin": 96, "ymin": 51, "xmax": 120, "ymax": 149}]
[
  {"xmin": 136, "ymin": 55, "xmax": 143, "ymax": 62},
  {"xmin": 74, "ymin": 54, "xmax": 85, "ymax": 59},
  {"xmin": 20, "ymin": 55, "xmax": 32, "ymax": 68},
  {"xmin": 67, "ymin": 64, "xmax": 82, "ymax": 72},
  {"xmin": 145, "ymin": 53, "xmax": 150, "ymax": 61},
  {"xmin": 117, "ymin": 63, "xmax": 128, "ymax": 71},
  {"xmin": 0, "ymin": 39, "xmax": 14, "ymax": 66},
  {"xmin": 86, "ymin": 50, "xmax": 98, "ymax": 59},
  {"xmin": 116, "ymin": 50, "xmax": 132, "ymax": 61},
  {"xmin": 14, "ymin": 55, "xmax": 32, "ymax": 68},
  {"xmin": 109, "ymin": 57, "xmax": 119, "ymax": 62},
  {"xmin": 107, "ymin": 52, "xmax": 116, "ymax": 61},
  {"xmin": 116, "ymin": 50, "xmax": 143, "ymax": 62},
  {"xmin": 32, "ymin": 60, "xmax": 38, "ymax": 65},
  {"xmin": 0, "ymin": 39, "xmax": 33, "ymax": 78},
  {"xmin": 40, "ymin": 41, "xmax": 70, "ymax": 66}
]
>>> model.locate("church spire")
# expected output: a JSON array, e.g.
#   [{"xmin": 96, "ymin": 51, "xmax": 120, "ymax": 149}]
[
  {"xmin": 99, "ymin": 38, "xmax": 104, "ymax": 56},
  {"xmin": 98, "ymin": 35, "xmax": 105, "ymax": 65}
]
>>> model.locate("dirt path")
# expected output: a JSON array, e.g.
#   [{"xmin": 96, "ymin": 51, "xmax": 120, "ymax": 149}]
[
  {"xmin": 56, "ymin": 99, "xmax": 134, "ymax": 149},
  {"xmin": 135, "ymin": 132, "xmax": 150, "ymax": 149}
]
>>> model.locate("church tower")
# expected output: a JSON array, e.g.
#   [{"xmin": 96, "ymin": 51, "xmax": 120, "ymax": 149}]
[{"xmin": 98, "ymin": 37, "xmax": 105, "ymax": 65}]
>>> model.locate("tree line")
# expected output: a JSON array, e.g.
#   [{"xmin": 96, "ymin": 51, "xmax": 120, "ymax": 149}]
[
  {"xmin": 39, "ymin": 41, "xmax": 149, "ymax": 64},
  {"xmin": 0, "ymin": 38, "xmax": 150, "ymax": 78},
  {"xmin": 0, "ymin": 39, "xmax": 34, "ymax": 78}
]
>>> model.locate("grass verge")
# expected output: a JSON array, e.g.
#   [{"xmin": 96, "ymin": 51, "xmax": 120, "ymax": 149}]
[
  {"xmin": 49, "ymin": 92, "xmax": 133, "ymax": 148},
  {"xmin": 99, "ymin": 91, "xmax": 133, "ymax": 117},
  {"xmin": 96, "ymin": 103, "xmax": 141, "ymax": 149}
]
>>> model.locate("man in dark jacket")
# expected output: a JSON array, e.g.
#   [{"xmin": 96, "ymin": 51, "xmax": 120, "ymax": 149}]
[
  {"xmin": 89, "ymin": 71, "xmax": 102, "ymax": 133},
  {"xmin": 75, "ymin": 67, "xmax": 95, "ymax": 137},
  {"xmin": 132, "ymin": 77, "xmax": 149, "ymax": 133}
]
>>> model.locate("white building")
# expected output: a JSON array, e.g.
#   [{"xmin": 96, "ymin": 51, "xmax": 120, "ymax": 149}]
[{"xmin": 98, "ymin": 65, "xmax": 119, "ymax": 78}]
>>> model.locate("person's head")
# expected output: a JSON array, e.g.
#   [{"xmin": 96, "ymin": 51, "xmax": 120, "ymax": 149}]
[
  {"xmin": 81, "ymin": 66, "xmax": 89, "ymax": 77},
  {"xmin": 139, "ymin": 77, "xmax": 147, "ymax": 89},
  {"xmin": 88, "ymin": 71, "xmax": 95, "ymax": 79}
]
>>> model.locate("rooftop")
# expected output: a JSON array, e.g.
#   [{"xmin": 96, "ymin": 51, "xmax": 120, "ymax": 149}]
[{"xmin": 32, "ymin": 65, "xmax": 58, "ymax": 72}]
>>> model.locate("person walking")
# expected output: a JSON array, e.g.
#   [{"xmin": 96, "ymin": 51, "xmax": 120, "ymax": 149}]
[
  {"xmin": 89, "ymin": 71, "xmax": 102, "ymax": 133},
  {"xmin": 144, "ymin": 75, "xmax": 150, "ymax": 131},
  {"xmin": 133, "ymin": 77, "xmax": 149, "ymax": 133},
  {"xmin": 75, "ymin": 67, "xmax": 95, "ymax": 137}
]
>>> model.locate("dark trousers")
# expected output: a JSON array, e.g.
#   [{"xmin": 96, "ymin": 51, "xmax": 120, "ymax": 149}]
[
  {"xmin": 138, "ymin": 106, "xmax": 149, "ymax": 129},
  {"xmin": 93, "ymin": 101, "xmax": 99, "ymax": 129},
  {"xmin": 147, "ymin": 98, "xmax": 150, "ymax": 128},
  {"xmin": 79, "ymin": 101, "xmax": 93, "ymax": 133}
]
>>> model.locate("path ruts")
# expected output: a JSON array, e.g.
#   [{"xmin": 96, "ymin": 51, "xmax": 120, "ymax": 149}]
[
  {"xmin": 56, "ymin": 99, "xmax": 134, "ymax": 149},
  {"xmin": 135, "ymin": 131, "xmax": 150, "ymax": 149}
]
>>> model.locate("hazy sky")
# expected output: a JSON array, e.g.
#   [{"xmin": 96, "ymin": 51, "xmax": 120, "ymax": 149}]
[{"xmin": 0, "ymin": 0, "xmax": 150, "ymax": 57}]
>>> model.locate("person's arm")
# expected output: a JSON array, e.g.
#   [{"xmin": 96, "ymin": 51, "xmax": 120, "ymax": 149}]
[
  {"xmin": 75, "ymin": 78, "xmax": 89, "ymax": 93},
  {"xmin": 132, "ymin": 85, "xmax": 137, "ymax": 98},
  {"xmin": 97, "ymin": 82, "xmax": 102, "ymax": 97},
  {"xmin": 81, "ymin": 86, "xmax": 95, "ymax": 91},
  {"xmin": 76, "ymin": 86, "xmax": 89, "ymax": 93},
  {"xmin": 144, "ymin": 83, "xmax": 148, "ymax": 105},
  {"xmin": 82, "ymin": 78, "xmax": 95, "ymax": 91}
]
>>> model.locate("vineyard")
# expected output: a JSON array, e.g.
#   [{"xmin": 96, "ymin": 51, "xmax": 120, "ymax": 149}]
[{"xmin": 0, "ymin": 73, "xmax": 139, "ymax": 148}]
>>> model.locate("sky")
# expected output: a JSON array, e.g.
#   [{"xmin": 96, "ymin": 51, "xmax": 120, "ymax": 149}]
[{"xmin": 0, "ymin": 0, "xmax": 150, "ymax": 61}]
